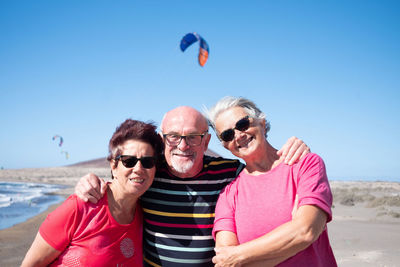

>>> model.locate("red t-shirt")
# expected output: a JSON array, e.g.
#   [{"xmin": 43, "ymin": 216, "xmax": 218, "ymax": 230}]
[{"xmin": 40, "ymin": 191, "xmax": 143, "ymax": 266}]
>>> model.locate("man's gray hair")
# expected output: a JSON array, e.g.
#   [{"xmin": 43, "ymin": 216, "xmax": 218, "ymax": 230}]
[{"xmin": 203, "ymin": 96, "xmax": 270, "ymax": 137}]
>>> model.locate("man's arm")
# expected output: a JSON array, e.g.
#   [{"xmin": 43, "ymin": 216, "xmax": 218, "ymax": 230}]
[
  {"xmin": 74, "ymin": 173, "xmax": 107, "ymax": 203},
  {"xmin": 278, "ymin": 136, "xmax": 310, "ymax": 165},
  {"xmin": 213, "ymin": 205, "xmax": 327, "ymax": 266}
]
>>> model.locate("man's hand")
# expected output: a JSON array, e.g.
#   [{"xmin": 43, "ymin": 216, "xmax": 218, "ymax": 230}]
[
  {"xmin": 277, "ymin": 136, "xmax": 310, "ymax": 165},
  {"xmin": 74, "ymin": 173, "xmax": 107, "ymax": 203}
]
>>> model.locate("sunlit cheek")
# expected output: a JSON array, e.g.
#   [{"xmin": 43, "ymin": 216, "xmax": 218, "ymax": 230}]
[
  {"xmin": 118, "ymin": 169, "xmax": 131, "ymax": 181},
  {"xmin": 164, "ymin": 149, "xmax": 173, "ymax": 164},
  {"xmin": 114, "ymin": 167, "xmax": 122, "ymax": 178}
]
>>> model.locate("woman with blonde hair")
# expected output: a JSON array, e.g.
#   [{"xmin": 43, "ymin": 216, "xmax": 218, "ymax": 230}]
[{"xmin": 205, "ymin": 96, "xmax": 337, "ymax": 266}]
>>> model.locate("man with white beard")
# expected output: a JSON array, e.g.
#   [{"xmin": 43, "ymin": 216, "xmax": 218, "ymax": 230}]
[{"xmin": 75, "ymin": 106, "xmax": 310, "ymax": 267}]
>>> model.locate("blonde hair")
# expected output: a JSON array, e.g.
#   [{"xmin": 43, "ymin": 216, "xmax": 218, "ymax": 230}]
[{"xmin": 204, "ymin": 96, "xmax": 270, "ymax": 137}]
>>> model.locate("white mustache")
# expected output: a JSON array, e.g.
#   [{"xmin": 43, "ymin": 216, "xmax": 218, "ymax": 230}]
[{"xmin": 171, "ymin": 150, "xmax": 193, "ymax": 156}]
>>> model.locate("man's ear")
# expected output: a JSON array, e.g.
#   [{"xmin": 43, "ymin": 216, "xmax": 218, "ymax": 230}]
[{"xmin": 203, "ymin": 132, "xmax": 211, "ymax": 151}]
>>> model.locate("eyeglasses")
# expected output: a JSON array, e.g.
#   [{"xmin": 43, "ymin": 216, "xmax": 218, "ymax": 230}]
[
  {"xmin": 115, "ymin": 155, "xmax": 156, "ymax": 169},
  {"xmin": 219, "ymin": 116, "xmax": 251, "ymax": 142},
  {"xmin": 163, "ymin": 131, "xmax": 208, "ymax": 147}
]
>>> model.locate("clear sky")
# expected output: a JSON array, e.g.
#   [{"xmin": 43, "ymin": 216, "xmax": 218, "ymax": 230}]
[{"xmin": 1, "ymin": 0, "xmax": 399, "ymax": 181}]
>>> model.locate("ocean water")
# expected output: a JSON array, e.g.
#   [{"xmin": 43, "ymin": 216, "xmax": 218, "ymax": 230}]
[{"xmin": 0, "ymin": 182, "xmax": 66, "ymax": 230}]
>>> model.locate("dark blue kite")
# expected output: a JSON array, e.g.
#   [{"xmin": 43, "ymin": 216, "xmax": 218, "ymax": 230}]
[{"xmin": 180, "ymin": 32, "xmax": 209, "ymax": 67}]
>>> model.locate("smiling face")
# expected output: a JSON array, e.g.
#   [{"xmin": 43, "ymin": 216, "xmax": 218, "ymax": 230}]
[
  {"xmin": 161, "ymin": 106, "xmax": 210, "ymax": 178},
  {"xmin": 215, "ymin": 106, "xmax": 267, "ymax": 162},
  {"xmin": 111, "ymin": 139, "xmax": 156, "ymax": 198}
]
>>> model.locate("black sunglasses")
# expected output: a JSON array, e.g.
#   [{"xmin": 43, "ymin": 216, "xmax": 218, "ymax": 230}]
[
  {"xmin": 219, "ymin": 116, "xmax": 251, "ymax": 142},
  {"xmin": 115, "ymin": 155, "xmax": 156, "ymax": 169}
]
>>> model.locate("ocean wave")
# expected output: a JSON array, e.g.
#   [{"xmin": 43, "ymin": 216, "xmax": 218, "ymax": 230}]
[
  {"xmin": 0, "ymin": 193, "xmax": 12, "ymax": 208},
  {"xmin": 0, "ymin": 182, "xmax": 67, "ymax": 230}
]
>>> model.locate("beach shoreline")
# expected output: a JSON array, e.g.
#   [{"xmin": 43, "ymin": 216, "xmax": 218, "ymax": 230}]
[
  {"xmin": 0, "ymin": 167, "xmax": 110, "ymax": 266},
  {"xmin": 1, "ymin": 168, "xmax": 399, "ymax": 266},
  {"xmin": 0, "ymin": 202, "xmax": 62, "ymax": 266}
]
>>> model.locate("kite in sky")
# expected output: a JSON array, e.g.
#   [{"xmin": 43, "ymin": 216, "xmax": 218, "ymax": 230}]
[
  {"xmin": 61, "ymin": 150, "xmax": 69, "ymax": 160},
  {"xmin": 180, "ymin": 32, "xmax": 209, "ymax": 67},
  {"xmin": 52, "ymin": 134, "xmax": 69, "ymax": 160},
  {"xmin": 52, "ymin": 135, "xmax": 63, "ymax": 147}
]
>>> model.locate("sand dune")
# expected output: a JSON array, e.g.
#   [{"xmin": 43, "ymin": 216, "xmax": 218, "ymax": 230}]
[{"xmin": 0, "ymin": 167, "xmax": 399, "ymax": 266}]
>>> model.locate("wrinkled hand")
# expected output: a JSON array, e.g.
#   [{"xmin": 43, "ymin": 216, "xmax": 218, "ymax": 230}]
[
  {"xmin": 212, "ymin": 246, "xmax": 243, "ymax": 267},
  {"xmin": 277, "ymin": 136, "xmax": 310, "ymax": 165},
  {"xmin": 74, "ymin": 173, "xmax": 106, "ymax": 203}
]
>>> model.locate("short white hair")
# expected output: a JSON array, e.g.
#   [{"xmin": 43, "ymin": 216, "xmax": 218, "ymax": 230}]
[{"xmin": 203, "ymin": 96, "xmax": 270, "ymax": 137}]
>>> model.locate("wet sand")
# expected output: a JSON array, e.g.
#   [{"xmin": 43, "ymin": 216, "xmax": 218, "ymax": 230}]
[{"xmin": 1, "ymin": 168, "xmax": 399, "ymax": 266}]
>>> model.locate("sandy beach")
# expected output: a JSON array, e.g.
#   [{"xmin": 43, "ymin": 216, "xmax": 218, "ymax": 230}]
[{"xmin": 1, "ymin": 167, "xmax": 399, "ymax": 267}]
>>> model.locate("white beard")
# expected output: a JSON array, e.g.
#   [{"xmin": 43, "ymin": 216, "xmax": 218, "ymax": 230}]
[{"xmin": 170, "ymin": 152, "xmax": 196, "ymax": 174}]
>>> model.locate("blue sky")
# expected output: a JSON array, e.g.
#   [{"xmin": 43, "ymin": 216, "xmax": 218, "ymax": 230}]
[{"xmin": 1, "ymin": 0, "xmax": 399, "ymax": 181}]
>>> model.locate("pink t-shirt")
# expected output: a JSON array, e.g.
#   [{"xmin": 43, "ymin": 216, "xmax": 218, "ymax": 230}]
[
  {"xmin": 40, "ymin": 191, "xmax": 143, "ymax": 267},
  {"xmin": 213, "ymin": 153, "xmax": 336, "ymax": 266}
]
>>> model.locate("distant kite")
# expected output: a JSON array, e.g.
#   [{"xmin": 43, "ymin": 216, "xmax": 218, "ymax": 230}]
[
  {"xmin": 180, "ymin": 32, "xmax": 209, "ymax": 67},
  {"xmin": 61, "ymin": 150, "xmax": 69, "ymax": 160},
  {"xmin": 52, "ymin": 135, "xmax": 63, "ymax": 147}
]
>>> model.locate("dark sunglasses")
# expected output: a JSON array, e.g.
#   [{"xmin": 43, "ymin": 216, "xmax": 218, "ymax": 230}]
[
  {"xmin": 219, "ymin": 116, "xmax": 251, "ymax": 142},
  {"xmin": 115, "ymin": 155, "xmax": 156, "ymax": 169}
]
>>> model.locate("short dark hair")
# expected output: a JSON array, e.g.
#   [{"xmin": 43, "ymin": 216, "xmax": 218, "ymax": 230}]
[{"xmin": 107, "ymin": 119, "xmax": 163, "ymax": 168}]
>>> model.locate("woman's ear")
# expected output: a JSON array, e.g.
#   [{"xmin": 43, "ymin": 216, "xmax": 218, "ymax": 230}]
[
  {"xmin": 110, "ymin": 160, "xmax": 116, "ymax": 170},
  {"xmin": 110, "ymin": 160, "xmax": 117, "ymax": 178}
]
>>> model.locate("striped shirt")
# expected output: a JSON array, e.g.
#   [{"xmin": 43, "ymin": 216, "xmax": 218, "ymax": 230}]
[{"xmin": 142, "ymin": 156, "xmax": 243, "ymax": 267}]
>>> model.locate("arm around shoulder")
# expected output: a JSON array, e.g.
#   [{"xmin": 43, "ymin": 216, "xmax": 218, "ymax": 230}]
[
  {"xmin": 277, "ymin": 136, "xmax": 310, "ymax": 165},
  {"xmin": 74, "ymin": 173, "xmax": 107, "ymax": 203}
]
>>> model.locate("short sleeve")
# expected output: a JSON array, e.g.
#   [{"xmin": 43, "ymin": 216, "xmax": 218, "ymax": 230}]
[
  {"xmin": 295, "ymin": 153, "xmax": 333, "ymax": 222},
  {"xmin": 212, "ymin": 183, "xmax": 237, "ymax": 239},
  {"xmin": 39, "ymin": 194, "xmax": 79, "ymax": 251}
]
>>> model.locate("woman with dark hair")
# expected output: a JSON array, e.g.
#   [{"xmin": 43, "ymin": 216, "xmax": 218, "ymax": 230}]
[{"xmin": 21, "ymin": 119, "xmax": 163, "ymax": 267}]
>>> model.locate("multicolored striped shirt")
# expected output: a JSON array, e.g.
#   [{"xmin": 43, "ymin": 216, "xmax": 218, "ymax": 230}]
[{"xmin": 142, "ymin": 156, "xmax": 243, "ymax": 267}]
